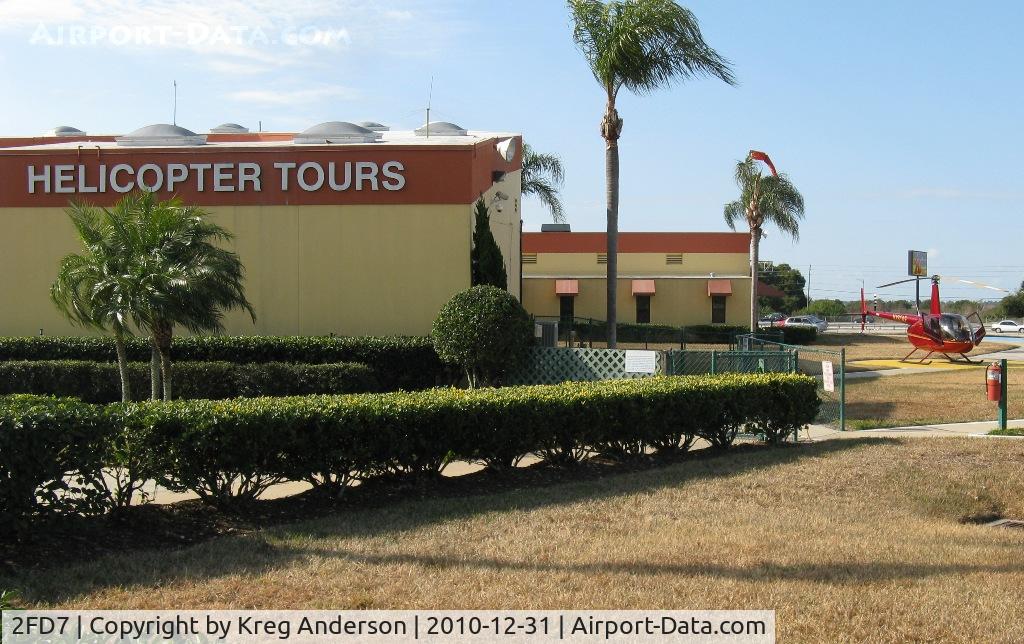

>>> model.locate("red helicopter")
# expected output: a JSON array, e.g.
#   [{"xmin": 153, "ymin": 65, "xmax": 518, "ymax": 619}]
[{"xmin": 860, "ymin": 275, "xmax": 990, "ymax": 363}]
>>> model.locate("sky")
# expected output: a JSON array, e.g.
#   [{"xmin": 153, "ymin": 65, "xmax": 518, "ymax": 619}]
[{"xmin": 1, "ymin": 0, "xmax": 1022, "ymax": 303}]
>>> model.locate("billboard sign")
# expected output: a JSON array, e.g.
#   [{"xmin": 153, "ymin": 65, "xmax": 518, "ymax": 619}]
[{"xmin": 908, "ymin": 250, "xmax": 928, "ymax": 277}]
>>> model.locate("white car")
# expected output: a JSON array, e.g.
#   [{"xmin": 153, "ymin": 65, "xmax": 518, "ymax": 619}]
[
  {"xmin": 990, "ymin": 320, "xmax": 1024, "ymax": 334},
  {"xmin": 783, "ymin": 315, "xmax": 828, "ymax": 332}
]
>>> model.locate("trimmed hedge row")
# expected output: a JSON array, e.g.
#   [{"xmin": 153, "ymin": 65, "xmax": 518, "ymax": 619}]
[
  {"xmin": 0, "ymin": 360, "xmax": 379, "ymax": 403},
  {"xmin": 0, "ymin": 336, "xmax": 445, "ymax": 391},
  {"xmin": 0, "ymin": 374, "xmax": 819, "ymax": 529}
]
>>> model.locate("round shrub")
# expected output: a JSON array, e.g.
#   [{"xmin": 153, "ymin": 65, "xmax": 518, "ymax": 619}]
[{"xmin": 431, "ymin": 286, "xmax": 533, "ymax": 387}]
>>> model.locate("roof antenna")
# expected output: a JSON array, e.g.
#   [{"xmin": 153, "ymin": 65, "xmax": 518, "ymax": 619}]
[
  {"xmin": 172, "ymin": 80, "xmax": 177, "ymax": 126},
  {"xmin": 425, "ymin": 76, "xmax": 433, "ymax": 138}
]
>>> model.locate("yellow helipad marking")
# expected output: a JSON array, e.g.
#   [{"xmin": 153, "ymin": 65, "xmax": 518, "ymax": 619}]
[{"xmin": 851, "ymin": 359, "xmax": 1024, "ymax": 371}]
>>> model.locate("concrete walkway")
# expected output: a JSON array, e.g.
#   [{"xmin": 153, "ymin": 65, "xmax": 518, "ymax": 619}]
[{"xmin": 803, "ymin": 418, "xmax": 1024, "ymax": 441}]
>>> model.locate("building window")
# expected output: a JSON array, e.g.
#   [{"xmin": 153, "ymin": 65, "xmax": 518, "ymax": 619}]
[
  {"xmin": 711, "ymin": 295, "xmax": 727, "ymax": 324},
  {"xmin": 559, "ymin": 295, "xmax": 575, "ymax": 324},
  {"xmin": 636, "ymin": 295, "xmax": 651, "ymax": 324}
]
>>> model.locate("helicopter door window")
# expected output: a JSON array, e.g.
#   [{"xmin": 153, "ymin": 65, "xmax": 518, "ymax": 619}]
[{"xmin": 938, "ymin": 315, "xmax": 971, "ymax": 342}]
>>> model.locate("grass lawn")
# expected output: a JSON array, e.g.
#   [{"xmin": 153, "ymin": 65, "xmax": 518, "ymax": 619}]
[
  {"xmin": 812, "ymin": 333, "xmax": 1005, "ymax": 367},
  {"xmin": 846, "ymin": 369, "xmax": 1024, "ymax": 429},
  {"xmin": 3, "ymin": 438, "xmax": 1023, "ymax": 642},
  {"xmin": 990, "ymin": 428, "xmax": 1024, "ymax": 436}
]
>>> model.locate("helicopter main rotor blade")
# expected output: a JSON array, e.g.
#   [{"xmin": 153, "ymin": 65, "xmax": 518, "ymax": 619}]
[
  {"xmin": 940, "ymin": 276, "xmax": 1010, "ymax": 293},
  {"xmin": 877, "ymin": 278, "xmax": 920, "ymax": 288}
]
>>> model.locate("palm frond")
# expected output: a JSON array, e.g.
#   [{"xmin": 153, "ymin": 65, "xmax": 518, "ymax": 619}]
[
  {"xmin": 522, "ymin": 143, "xmax": 567, "ymax": 222},
  {"xmin": 569, "ymin": 0, "xmax": 735, "ymax": 98}
]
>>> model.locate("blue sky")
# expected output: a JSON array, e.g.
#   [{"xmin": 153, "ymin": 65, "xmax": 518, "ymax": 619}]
[{"xmin": 1, "ymin": 0, "xmax": 1022, "ymax": 302}]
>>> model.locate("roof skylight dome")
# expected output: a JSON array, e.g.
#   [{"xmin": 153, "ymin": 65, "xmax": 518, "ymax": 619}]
[
  {"xmin": 293, "ymin": 121, "xmax": 382, "ymax": 144},
  {"xmin": 357, "ymin": 121, "xmax": 390, "ymax": 132},
  {"xmin": 210, "ymin": 123, "xmax": 250, "ymax": 133},
  {"xmin": 414, "ymin": 121, "xmax": 468, "ymax": 137},
  {"xmin": 116, "ymin": 124, "xmax": 207, "ymax": 147},
  {"xmin": 45, "ymin": 126, "xmax": 86, "ymax": 136}
]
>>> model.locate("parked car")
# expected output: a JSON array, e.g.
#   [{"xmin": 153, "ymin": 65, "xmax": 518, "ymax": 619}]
[
  {"xmin": 758, "ymin": 312, "xmax": 786, "ymax": 328},
  {"xmin": 782, "ymin": 315, "xmax": 828, "ymax": 332},
  {"xmin": 990, "ymin": 320, "xmax": 1024, "ymax": 334}
]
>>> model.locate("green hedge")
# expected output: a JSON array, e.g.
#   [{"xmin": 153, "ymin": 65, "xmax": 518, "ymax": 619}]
[
  {"xmin": 0, "ymin": 374, "xmax": 819, "ymax": 527},
  {"xmin": 781, "ymin": 327, "xmax": 817, "ymax": 345},
  {"xmin": 0, "ymin": 360, "xmax": 379, "ymax": 403},
  {"xmin": 564, "ymin": 321, "xmax": 754, "ymax": 344},
  {"xmin": 0, "ymin": 336, "xmax": 444, "ymax": 391}
]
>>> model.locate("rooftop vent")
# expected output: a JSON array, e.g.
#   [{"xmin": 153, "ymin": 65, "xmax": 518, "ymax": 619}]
[
  {"xmin": 46, "ymin": 126, "xmax": 86, "ymax": 137},
  {"xmin": 541, "ymin": 224, "xmax": 571, "ymax": 233},
  {"xmin": 357, "ymin": 121, "xmax": 390, "ymax": 132},
  {"xmin": 414, "ymin": 121, "xmax": 467, "ymax": 137},
  {"xmin": 210, "ymin": 123, "xmax": 250, "ymax": 134},
  {"xmin": 116, "ymin": 124, "xmax": 206, "ymax": 147},
  {"xmin": 293, "ymin": 121, "xmax": 381, "ymax": 144}
]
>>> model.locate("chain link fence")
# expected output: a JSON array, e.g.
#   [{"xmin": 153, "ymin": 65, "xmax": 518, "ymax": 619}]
[{"xmin": 737, "ymin": 334, "xmax": 846, "ymax": 429}]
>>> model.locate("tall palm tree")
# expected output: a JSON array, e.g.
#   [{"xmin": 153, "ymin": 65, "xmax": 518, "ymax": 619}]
[
  {"xmin": 569, "ymin": 0, "xmax": 734, "ymax": 347},
  {"xmin": 51, "ymin": 200, "xmax": 141, "ymax": 402},
  {"xmin": 126, "ymin": 192, "xmax": 255, "ymax": 401},
  {"xmin": 723, "ymin": 154, "xmax": 805, "ymax": 331},
  {"xmin": 521, "ymin": 143, "xmax": 566, "ymax": 223}
]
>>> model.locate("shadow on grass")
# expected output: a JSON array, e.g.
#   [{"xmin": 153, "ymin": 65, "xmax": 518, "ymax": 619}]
[{"xmin": 2, "ymin": 438, "xmax": 899, "ymax": 604}]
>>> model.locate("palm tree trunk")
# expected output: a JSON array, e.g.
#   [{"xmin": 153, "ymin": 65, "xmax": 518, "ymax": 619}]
[
  {"xmin": 149, "ymin": 338, "xmax": 162, "ymax": 400},
  {"xmin": 750, "ymin": 227, "xmax": 761, "ymax": 332},
  {"xmin": 153, "ymin": 319, "xmax": 174, "ymax": 401},
  {"xmin": 602, "ymin": 99, "xmax": 623, "ymax": 348},
  {"xmin": 112, "ymin": 326, "xmax": 132, "ymax": 403}
]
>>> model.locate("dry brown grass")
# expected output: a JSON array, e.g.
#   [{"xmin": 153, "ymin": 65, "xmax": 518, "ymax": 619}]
[
  {"xmin": 813, "ymin": 333, "xmax": 1003, "ymax": 364},
  {"xmin": 4, "ymin": 439, "xmax": 1023, "ymax": 643},
  {"xmin": 847, "ymin": 368, "xmax": 1024, "ymax": 429}
]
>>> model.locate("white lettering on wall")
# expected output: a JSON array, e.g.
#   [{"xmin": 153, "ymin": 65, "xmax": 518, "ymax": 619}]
[
  {"xmin": 297, "ymin": 162, "xmax": 324, "ymax": 191},
  {"xmin": 109, "ymin": 164, "xmax": 134, "ymax": 193},
  {"xmin": 136, "ymin": 163, "xmax": 163, "ymax": 192},
  {"xmin": 23, "ymin": 161, "xmax": 408, "ymax": 195},
  {"xmin": 381, "ymin": 161, "xmax": 405, "ymax": 191},
  {"xmin": 27, "ymin": 165, "xmax": 49, "ymax": 194}
]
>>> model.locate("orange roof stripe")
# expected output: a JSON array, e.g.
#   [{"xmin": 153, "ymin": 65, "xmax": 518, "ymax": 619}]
[{"xmin": 522, "ymin": 232, "xmax": 750, "ymax": 254}]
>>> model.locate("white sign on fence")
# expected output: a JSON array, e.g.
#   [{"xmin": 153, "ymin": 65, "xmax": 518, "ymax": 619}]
[
  {"xmin": 624, "ymin": 350, "xmax": 658, "ymax": 374},
  {"xmin": 822, "ymin": 360, "xmax": 835, "ymax": 392}
]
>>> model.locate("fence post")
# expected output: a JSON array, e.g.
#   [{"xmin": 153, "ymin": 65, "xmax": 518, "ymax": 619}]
[
  {"xmin": 793, "ymin": 349, "xmax": 799, "ymax": 373},
  {"xmin": 999, "ymin": 358, "xmax": 1008, "ymax": 431},
  {"xmin": 711, "ymin": 350, "xmax": 717, "ymax": 375},
  {"xmin": 839, "ymin": 348, "xmax": 846, "ymax": 432}
]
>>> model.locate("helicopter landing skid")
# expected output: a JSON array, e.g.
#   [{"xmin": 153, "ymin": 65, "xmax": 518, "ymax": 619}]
[{"xmin": 900, "ymin": 348, "xmax": 934, "ymax": 365}]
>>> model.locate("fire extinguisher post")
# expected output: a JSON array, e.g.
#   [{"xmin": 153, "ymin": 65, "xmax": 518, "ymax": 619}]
[{"xmin": 999, "ymin": 358, "xmax": 1008, "ymax": 432}]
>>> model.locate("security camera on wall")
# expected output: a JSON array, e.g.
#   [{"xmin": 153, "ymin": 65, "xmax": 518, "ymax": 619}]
[{"xmin": 496, "ymin": 138, "xmax": 517, "ymax": 163}]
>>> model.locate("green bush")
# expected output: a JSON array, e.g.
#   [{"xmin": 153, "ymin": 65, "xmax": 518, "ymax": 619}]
[
  {"xmin": 0, "ymin": 336, "xmax": 443, "ymax": 391},
  {"xmin": 563, "ymin": 321, "xmax": 753, "ymax": 345},
  {"xmin": 432, "ymin": 286, "xmax": 534, "ymax": 387},
  {"xmin": 0, "ymin": 360, "xmax": 379, "ymax": 402},
  {"xmin": 0, "ymin": 395, "xmax": 110, "ymax": 532},
  {"xmin": 1, "ymin": 374, "xmax": 820, "ymax": 519},
  {"xmin": 781, "ymin": 326, "xmax": 817, "ymax": 345}
]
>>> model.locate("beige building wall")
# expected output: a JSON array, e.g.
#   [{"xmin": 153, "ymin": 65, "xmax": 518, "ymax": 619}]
[
  {"xmin": 0, "ymin": 201, "xmax": 501, "ymax": 337},
  {"xmin": 526, "ymin": 252, "xmax": 748, "ymax": 277},
  {"xmin": 523, "ymin": 277, "xmax": 752, "ymax": 327}
]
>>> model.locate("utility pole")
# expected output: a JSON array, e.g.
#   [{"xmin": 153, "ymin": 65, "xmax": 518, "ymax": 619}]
[
  {"xmin": 806, "ymin": 264, "xmax": 812, "ymax": 305},
  {"xmin": 172, "ymin": 80, "xmax": 177, "ymax": 126}
]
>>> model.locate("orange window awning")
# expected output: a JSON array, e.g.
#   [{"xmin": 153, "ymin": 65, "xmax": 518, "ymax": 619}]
[
  {"xmin": 708, "ymin": 279, "xmax": 733, "ymax": 296},
  {"xmin": 555, "ymin": 279, "xmax": 579, "ymax": 296},
  {"xmin": 631, "ymin": 279, "xmax": 656, "ymax": 295}
]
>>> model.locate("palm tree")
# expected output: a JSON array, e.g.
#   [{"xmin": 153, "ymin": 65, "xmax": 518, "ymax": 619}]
[
  {"xmin": 51, "ymin": 200, "xmax": 141, "ymax": 402},
  {"xmin": 723, "ymin": 154, "xmax": 806, "ymax": 331},
  {"xmin": 126, "ymin": 192, "xmax": 255, "ymax": 401},
  {"xmin": 568, "ymin": 0, "xmax": 734, "ymax": 347},
  {"xmin": 521, "ymin": 144, "xmax": 566, "ymax": 223}
]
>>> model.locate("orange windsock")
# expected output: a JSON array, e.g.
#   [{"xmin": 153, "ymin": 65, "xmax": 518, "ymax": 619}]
[{"xmin": 749, "ymin": 150, "xmax": 778, "ymax": 177}]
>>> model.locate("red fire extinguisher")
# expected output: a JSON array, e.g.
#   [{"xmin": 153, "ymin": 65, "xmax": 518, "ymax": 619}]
[{"xmin": 986, "ymin": 362, "xmax": 1002, "ymax": 402}]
